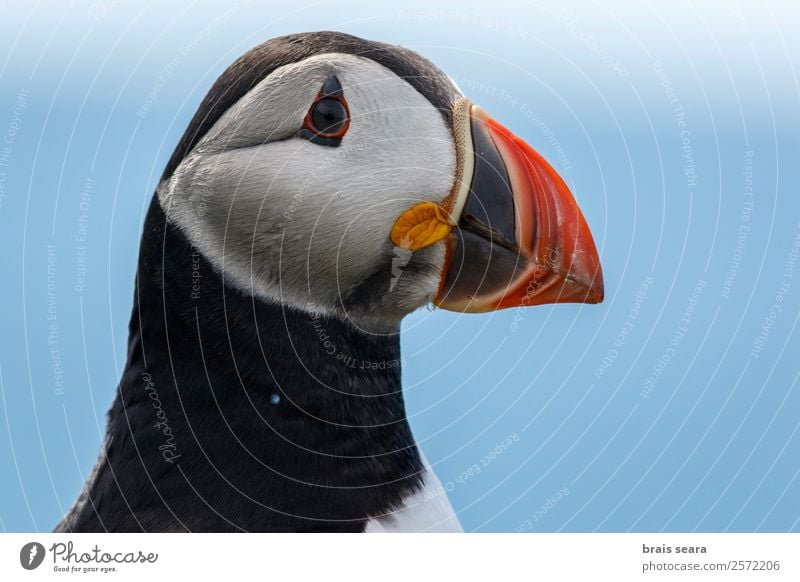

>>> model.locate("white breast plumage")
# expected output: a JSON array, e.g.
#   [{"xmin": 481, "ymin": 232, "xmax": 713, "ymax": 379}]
[{"xmin": 365, "ymin": 457, "xmax": 463, "ymax": 533}]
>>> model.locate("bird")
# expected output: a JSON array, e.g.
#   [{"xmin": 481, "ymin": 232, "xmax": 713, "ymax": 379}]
[{"xmin": 55, "ymin": 31, "xmax": 603, "ymax": 533}]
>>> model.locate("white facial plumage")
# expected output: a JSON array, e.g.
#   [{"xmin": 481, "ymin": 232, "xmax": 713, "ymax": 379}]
[{"xmin": 158, "ymin": 53, "xmax": 458, "ymax": 328}]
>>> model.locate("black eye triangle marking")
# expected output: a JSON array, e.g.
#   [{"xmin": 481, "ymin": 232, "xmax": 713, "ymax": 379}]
[{"xmin": 321, "ymin": 75, "xmax": 343, "ymax": 97}]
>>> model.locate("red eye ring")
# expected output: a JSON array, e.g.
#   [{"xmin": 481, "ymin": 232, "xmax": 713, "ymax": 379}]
[{"xmin": 302, "ymin": 75, "xmax": 350, "ymax": 142}]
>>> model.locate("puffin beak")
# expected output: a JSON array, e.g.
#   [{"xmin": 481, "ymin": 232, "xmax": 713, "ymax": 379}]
[{"xmin": 433, "ymin": 99, "xmax": 604, "ymax": 313}]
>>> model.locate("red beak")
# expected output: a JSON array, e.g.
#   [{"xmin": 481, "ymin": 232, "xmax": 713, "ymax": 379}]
[{"xmin": 436, "ymin": 103, "xmax": 604, "ymax": 312}]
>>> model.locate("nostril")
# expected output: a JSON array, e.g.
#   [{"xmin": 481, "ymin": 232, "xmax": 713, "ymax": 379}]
[{"xmin": 460, "ymin": 212, "xmax": 519, "ymax": 254}]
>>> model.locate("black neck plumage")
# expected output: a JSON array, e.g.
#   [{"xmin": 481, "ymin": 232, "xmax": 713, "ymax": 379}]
[{"xmin": 58, "ymin": 198, "xmax": 422, "ymax": 532}]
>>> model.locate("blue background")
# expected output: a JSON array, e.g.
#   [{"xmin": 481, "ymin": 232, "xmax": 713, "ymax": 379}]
[{"xmin": 0, "ymin": 0, "xmax": 798, "ymax": 532}]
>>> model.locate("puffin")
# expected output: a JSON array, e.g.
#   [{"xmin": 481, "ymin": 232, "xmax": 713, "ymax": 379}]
[{"xmin": 55, "ymin": 31, "xmax": 603, "ymax": 533}]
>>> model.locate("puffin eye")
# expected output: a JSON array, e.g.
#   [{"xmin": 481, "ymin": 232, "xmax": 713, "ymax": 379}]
[
  {"xmin": 300, "ymin": 75, "xmax": 350, "ymax": 146},
  {"xmin": 309, "ymin": 99, "xmax": 348, "ymax": 135}
]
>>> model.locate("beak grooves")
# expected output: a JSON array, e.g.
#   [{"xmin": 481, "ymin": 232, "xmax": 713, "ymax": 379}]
[{"xmin": 434, "ymin": 99, "xmax": 604, "ymax": 312}]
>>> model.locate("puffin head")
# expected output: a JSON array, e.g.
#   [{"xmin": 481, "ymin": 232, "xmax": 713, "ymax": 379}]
[{"xmin": 158, "ymin": 32, "xmax": 603, "ymax": 329}]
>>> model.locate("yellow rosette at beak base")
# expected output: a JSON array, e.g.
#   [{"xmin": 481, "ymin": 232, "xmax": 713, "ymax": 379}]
[{"xmin": 390, "ymin": 202, "xmax": 454, "ymax": 251}]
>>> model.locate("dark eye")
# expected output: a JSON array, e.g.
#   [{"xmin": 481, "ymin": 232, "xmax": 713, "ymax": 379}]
[
  {"xmin": 309, "ymin": 98, "xmax": 348, "ymax": 136},
  {"xmin": 300, "ymin": 75, "xmax": 350, "ymax": 146}
]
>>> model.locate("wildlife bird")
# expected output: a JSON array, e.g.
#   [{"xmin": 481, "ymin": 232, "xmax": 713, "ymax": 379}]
[{"xmin": 56, "ymin": 31, "xmax": 603, "ymax": 533}]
